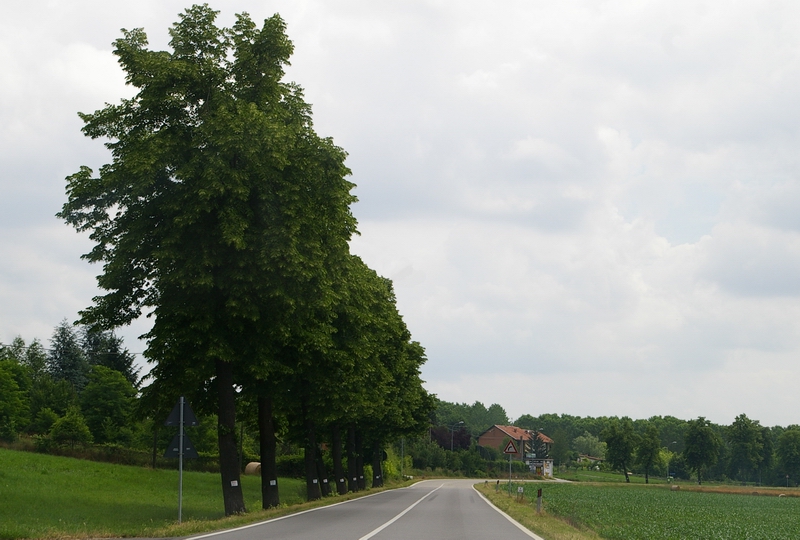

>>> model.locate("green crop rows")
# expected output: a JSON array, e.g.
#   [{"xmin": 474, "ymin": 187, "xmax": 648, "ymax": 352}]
[{"xmin": 522, "ymin": 483, "xmax": 800, "ymax": 539}]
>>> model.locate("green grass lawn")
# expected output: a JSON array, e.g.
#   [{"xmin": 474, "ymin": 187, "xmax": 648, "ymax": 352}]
[
  {"xmin": 555, "ymin": 468, "xmax": 671, "ymax": 484},
  {"xmin": 0, "ymin": 448, "xmax": 308, "ymax": 539}
]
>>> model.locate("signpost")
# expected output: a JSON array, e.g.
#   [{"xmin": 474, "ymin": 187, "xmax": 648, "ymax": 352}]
[
  {"xmin": 503, "ymin": 440, "xmax": 518, "ymax": 490},
  {"xmin": 164, "ymin": 397, "xmax": 199, "ymax": 523}
]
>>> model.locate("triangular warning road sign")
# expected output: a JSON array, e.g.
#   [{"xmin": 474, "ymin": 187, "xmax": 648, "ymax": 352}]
[
  {"xmin": 503, "ymin": 440, "xmax": 518, "ymax": 454},
  {"xmin": 164, "ymin": 398, "xmax": 199, "ymax": 427},
  {"xmin": 164, "ymin": 433, "xmax": 199, "ymax": 458}
]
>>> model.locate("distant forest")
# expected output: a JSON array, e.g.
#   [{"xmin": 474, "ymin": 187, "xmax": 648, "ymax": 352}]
[{"xmin": 429, "ymin": 400, "xmax": 800, "ymax": 487}]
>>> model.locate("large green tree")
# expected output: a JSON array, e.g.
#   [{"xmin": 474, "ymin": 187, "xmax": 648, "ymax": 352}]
[
  {"xmin": 601, "ymin": 417, "xmax": 638, "ymax": 482},
  {"xmin": 79, "ymin": 365, "xmax": 137, "ymax": 444},
  {"xmin": 573, "ymin": 431, "xmax": 606, "ymax": 459},
  {"xmin": 777, "ymin": 428, "xmax": 800, "ymax": 486},
  {"xmin": 59, "ymin": 5, "xmax": 355, "ymax": 515},
  {"xmin": 684, "ymin": 417, "xmax": 722, "ymax": 485},
  {"xmin": 0, "ymin": 361, "xmax": 29, "ymax": 441},
  {"xmin": 635, "ymin": 423, "xmax": 662, "ymax": 484},
  {"xmin": 727, "ymin": 413, "xmax": 764, "ymax": 483},
  {"xmin": 279, "ymin": 258, "xmax": 432, "ymax": 497},
  {"xmin": 550, "ymin": 428, "xmax": 571, "ymax": 466}
]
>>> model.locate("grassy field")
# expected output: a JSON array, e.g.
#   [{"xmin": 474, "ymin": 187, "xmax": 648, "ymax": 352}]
[
  {"xmin": 0, "ymin": 447, "xmax": 390, "ymax": 539},
  {"xmin": 480, "ymin": 481, "xmax": 800, "ymax": 539},
  {"xmin": 554, "ymin": 469, "xmax": 671, "ymax": 484}
]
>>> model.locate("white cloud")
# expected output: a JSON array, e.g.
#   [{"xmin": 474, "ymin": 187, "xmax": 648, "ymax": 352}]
[{"xmin": 5, "ymin": 0, "xmax": 800, "ymax": 425}]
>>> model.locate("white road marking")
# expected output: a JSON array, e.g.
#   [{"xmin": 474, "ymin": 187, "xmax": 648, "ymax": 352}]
[
  {"xmin": 472, "ymin": 484, "xmax": 544, "ymax": 540},
  {"xmin": 186, "ymin": 488, "xmax": 391, "ymax": 540},
  {"xmin": 357, "ymin": 483, "xmax": 444, "ymax": 540}
]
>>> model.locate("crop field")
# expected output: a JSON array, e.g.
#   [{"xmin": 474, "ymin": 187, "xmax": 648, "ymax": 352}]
[{"xmin": 520, "ymin": 482, "xmax": 800, "ymax": 539}]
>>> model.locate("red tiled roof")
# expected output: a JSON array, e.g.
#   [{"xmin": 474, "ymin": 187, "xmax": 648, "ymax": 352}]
[{"xmin": 490, "ymin": 425, "xmax": 554, "ymax": 444}]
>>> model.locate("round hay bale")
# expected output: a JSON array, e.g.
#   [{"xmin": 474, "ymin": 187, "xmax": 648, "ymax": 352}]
[
  {"xmin": 670, "ymin": 485, "xmax": 680, "ymax": 491},
  {"xmin": 245, "ymin": 462, "xmax": 261, "ymax": 476}
]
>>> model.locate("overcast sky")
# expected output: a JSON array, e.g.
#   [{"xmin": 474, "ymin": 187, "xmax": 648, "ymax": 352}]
[{"xmin": 4, "ymin": 0, "xmax": 800, "ymax": 426}]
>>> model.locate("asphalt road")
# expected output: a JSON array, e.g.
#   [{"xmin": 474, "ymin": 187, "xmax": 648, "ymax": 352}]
[{"xmin": 189, "ymin": 479, "xmax": 542, "ymax": 540}]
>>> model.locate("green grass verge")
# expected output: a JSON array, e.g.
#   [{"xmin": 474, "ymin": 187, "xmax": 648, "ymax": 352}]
[
  {"xmin": 0, "ymin": 448, "xmax": 410, "ymax": 539},
  {"xmin": 475, "ymin": 482, "xmax": 599, "ymax": 540}
]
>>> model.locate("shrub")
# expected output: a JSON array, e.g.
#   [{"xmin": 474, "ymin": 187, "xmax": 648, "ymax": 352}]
[
  {"xmin": 276, "ymin": 454, "xmax": 305, "ymax": 478},
  {"xmin": 32, "ymin": 408, "xmax": 59, "ymax": 435},
  {"xmin": 50, "ymin": 407, "xmax": 93, "ymax": 448}
]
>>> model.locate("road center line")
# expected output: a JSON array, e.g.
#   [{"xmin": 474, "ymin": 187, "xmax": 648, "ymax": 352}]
[{"xmin": 358, "ymin": 483, "xmax": 444, "ymax": 540}]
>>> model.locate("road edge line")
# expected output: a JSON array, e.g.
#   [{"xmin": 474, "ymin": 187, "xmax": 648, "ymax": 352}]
[{"xmin": 472, "ymin": 483, "xmax": 545, "ymax": 540}]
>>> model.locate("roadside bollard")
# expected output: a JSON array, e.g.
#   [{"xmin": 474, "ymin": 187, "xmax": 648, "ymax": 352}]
[{"xmin": 536, "ymin": 488, "xmax": 542, "ymax": 513}]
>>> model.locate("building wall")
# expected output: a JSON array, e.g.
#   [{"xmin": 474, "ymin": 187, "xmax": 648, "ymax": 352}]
[{"xmin": 477, "ymin": 426, "xmax": 524, "ymax": 460}]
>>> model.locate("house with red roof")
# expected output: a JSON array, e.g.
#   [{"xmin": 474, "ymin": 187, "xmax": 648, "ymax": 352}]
[{"xmin": 477, "ymin": 424, "xmax": 554, "ymax": 477}]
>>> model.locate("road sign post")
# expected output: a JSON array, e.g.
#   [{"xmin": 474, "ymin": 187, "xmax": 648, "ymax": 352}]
[
  {"xmin": 503, "ymin": 440, "xmax": 518, "ymax": 491},
  {"xmin": 164, "ymin": 397, "xmax": 199, "ymax": 523}
]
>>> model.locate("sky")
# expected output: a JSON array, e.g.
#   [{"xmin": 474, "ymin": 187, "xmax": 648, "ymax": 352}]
[{"xmin": 3, "ymin": 0, "xmax": 800, "ymax": 427}]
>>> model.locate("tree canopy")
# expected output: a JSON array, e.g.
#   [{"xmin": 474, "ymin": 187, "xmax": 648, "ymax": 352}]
[
  {"xmin": 684, "ymin": 417, "xmax": 722, "ymax": 485},
  {"xmin": 727, "ymin": 413, "xmax": 764, "ymax": 482},
  {"xmin": 601, "ymin": 417, "xmax": 638, "ymax": 483}
]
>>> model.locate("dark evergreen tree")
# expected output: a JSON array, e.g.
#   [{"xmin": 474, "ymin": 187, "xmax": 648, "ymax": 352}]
[
  {"xmin": 47, "ymin": 320, "xmax": 89, "ymax": 391},
  {"xmin": 81, "ymin": 327, "xmax": 139, "ymax": 387}
]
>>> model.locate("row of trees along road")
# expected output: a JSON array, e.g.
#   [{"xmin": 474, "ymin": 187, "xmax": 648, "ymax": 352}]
[{"xmin": 58, "ymin": 5, "xmax": 433, "ymax": 515}]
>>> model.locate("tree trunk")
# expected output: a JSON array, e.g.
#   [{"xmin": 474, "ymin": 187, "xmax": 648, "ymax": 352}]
[
  {"xmin": 356, "ymin": 429, "xmax": 366, "ymax": 490},
  {"xmin": 258, "ymin": 395, "xmax": 280, "ymax": 508},
  {"xmin": 372, "ymin": 439, "xmax": 384, "ymax": 488},
  {"xmin": 215, "ymin": 359, "xmax": 246, "ymax": 515},
  {"xmin": 347, "ymin": 423, "xmax": 358, "ymax": 492},
  {"xmin": 332, "ymin": 424, "xmax": 347, "ymax": 495},
  {"xmin": 316, "ymin": 446, "xmax": 331, "ymax": 496},
  {"xmin": 623, "ymin": 461, "xmax": 630, "ymax": 483},
  {"xmin": 304, "ymin": 412, "xmax": 321, "ymax": 501},
  {"xmin": 645, "ymin": 467, "xmax": 649, "ymax": 484}
]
